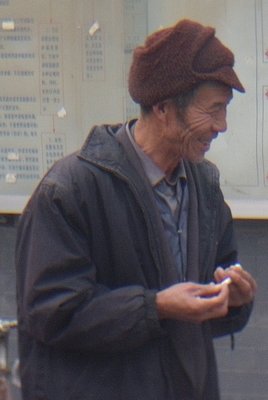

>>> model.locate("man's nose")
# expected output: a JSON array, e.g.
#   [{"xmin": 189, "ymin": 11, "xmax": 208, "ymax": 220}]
[{"xmin": 213, "ymin": 112, "xmax": 227, "ymax": 133}]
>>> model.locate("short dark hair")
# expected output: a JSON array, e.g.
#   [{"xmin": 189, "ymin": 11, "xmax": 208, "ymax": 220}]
[
  {"xmin": 140, "ymin": 88, "xmax": 195, "ymax": 117},
  {"xmin": 140, "ymin": 80, "xmax": 232, "ymax": 118}
]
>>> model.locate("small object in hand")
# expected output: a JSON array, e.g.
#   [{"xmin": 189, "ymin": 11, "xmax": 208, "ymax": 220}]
[
  {"xmin": 219, "ymin": 277, "xmax": 232, "ymax": 286},
  {"xmin": 233, "ymin": 263, "xmax": 242, "ymax": 269}
]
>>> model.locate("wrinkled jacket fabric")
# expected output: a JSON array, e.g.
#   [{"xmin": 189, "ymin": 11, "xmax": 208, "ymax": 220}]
[{"xmin": 16, "ymin": 123, "xmax": 252, "ymax": 400}]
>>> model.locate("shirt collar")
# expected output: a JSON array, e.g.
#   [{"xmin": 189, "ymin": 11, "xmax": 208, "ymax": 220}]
[{"xmin": 126, "ymin": 121, "xmax": 187, "ymax": 187}]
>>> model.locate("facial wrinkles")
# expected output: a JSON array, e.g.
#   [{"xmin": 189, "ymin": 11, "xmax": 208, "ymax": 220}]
[
  {"xmin": 177, "ymin": 83, "xmax": 232, "ymax": 161},
  {"xmin": 176, "ymin": 107, "xmax": 213, "ymax": 159}
]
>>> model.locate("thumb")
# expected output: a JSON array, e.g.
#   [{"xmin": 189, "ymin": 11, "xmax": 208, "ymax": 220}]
[
  {"xmin": 214, "ymin": 266, "xmax": 226, "ymax": 283},
  {"xmin": 197, "ymin": 282, "xmax": 223, "ymax": 298}
]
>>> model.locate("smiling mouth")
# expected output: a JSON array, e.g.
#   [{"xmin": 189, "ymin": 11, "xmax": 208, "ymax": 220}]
[
  {"xmin": 199, "ymin": 133, "xmax": 218, "ymax": 147},
  {"xmin": 198, "ymin": 139, "xmax": 212, "ymax": 153},
  {"xmin": 199, "ymin": 139, "xmax": 212, "ymax": 147}
]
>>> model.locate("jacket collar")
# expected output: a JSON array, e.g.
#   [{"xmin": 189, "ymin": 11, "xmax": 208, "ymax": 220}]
[{"xmin": 79, "ymin": 123, "xmax": 125, "ymax": 171}]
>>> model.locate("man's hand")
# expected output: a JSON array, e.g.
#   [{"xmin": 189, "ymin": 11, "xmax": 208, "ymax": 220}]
[
  {"xmin": 214, "ymin": 264, "xmax": 257, "ymax": 307},
  {"xmin": 156, "ymin": 282, "xmax": 230, "ymax": 323}
]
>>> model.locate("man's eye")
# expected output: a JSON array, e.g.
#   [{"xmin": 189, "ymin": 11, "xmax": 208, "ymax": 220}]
[
  {"xmin": 211, "ymin": 105, "xmax": 223, "ymax": 112},
  {"xmin": 211, "ymin": 104, "xmax": 226, "ymax": 115}
]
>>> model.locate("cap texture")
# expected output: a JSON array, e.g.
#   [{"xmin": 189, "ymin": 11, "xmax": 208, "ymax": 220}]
[{"xmin": 128, "ymin": 19, "xmax": 245, "ymax": 106}]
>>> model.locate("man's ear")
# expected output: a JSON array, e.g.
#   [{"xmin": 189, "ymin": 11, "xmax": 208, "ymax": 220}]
[{"xmin": 152, "ymin": 101, "xmax": 169, "ymax": 121}]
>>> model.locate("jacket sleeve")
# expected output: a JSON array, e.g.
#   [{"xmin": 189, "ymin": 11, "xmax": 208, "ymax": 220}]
[
  {"xmin": 16, "ymin": 178, "xmax": 164, "ymax": 353},
  {"xmin": 210, "ymin": 190, "xmax": 253, "ymax": 337},
  {"xmin": 210, "ymin": 302, "xmax": 253, "ymax": 338}
]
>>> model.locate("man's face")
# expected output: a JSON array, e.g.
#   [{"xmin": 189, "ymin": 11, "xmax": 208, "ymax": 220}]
[{"xmin": 171, "ymin": 82, "xmax": 233, "ymax": 163}]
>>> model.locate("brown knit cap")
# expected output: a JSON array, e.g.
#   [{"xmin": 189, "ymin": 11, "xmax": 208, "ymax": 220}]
[{"xmin": 128, "ymin": 19, "xmax": 245, "ymax": 106}]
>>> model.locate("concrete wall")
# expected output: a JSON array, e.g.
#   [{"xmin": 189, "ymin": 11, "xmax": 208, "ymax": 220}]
[{"xmin": 0, "ymin": 217, "xmax": 267, "ymax": 399}]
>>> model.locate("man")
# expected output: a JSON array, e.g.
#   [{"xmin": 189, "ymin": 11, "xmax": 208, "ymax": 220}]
[{"xmin": 16, "ymin": 19, "xmax": 257, "ymax": 400}]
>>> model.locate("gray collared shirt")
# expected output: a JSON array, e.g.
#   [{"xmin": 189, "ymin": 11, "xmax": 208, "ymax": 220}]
[{"xmin": 126, "ymin": 122, "xmax": 188, "ymax": 280}]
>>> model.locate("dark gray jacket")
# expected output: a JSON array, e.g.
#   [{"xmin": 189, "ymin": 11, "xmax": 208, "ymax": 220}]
[{"xmin": 16, "ymin": 123, "xmax": 252, "ymax": 400}]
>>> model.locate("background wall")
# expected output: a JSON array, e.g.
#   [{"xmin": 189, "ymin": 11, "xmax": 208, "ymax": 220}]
[
  {"xmin": 0, "ymin": 0, "xmax": 268, "ymax": 218},
  {"xmin": 0, "ymin": 216, "xmax": 267, "ymax": 400}
]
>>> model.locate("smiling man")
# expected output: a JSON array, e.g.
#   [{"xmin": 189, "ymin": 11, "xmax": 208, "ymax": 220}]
[
  {"xmin": 16, "ymin": 19, "xmax": 256, "ymax": 400},
  {"xmin": 132, "ymin": 81, "xmax": 233, "ymax": 172}
]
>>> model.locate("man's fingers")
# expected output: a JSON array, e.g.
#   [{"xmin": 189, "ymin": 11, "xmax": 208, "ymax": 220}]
[{"xmin": 195, "ymin": 284, "xmax": 229, "ymax": 320}]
